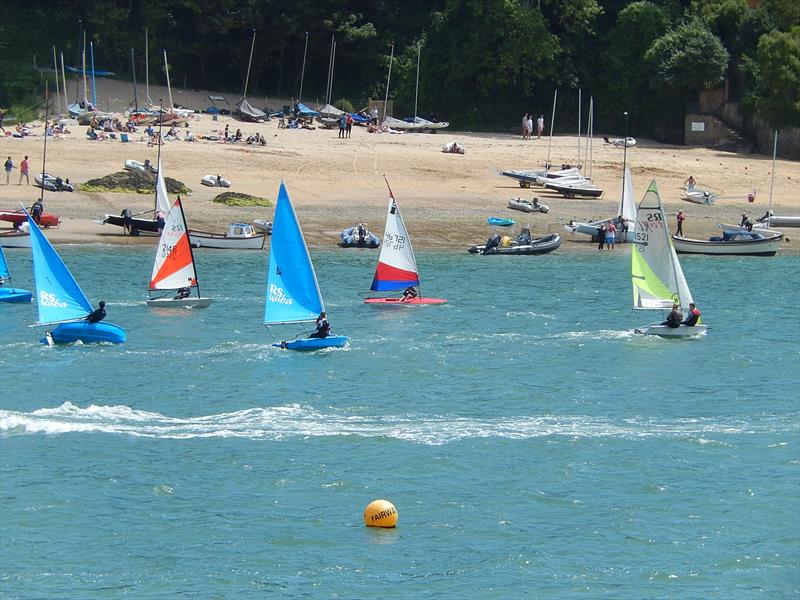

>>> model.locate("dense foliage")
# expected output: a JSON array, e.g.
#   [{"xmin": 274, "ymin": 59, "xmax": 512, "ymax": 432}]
[{"xmin": 1, "ymin": 0, "xmax": 798, "ymax": 137}]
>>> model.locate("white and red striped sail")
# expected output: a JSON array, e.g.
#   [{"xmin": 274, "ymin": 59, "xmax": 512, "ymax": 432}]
[
  {"xmin": 149, "ymin": 198, "xmax": 197, "ymax": 290},
  {"xmin": 371, "ymin": 193, "xmax": 419, "ymax": 291}
]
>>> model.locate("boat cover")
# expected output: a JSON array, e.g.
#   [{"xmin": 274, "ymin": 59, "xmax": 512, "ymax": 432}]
[{"xmin": 235, "ymin": 98, "xmax": 267, "ymax": 120}]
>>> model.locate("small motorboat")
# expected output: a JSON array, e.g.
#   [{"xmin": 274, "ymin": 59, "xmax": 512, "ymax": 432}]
[
  {"xmin": 488, "ymin": 217, "xmax": 515, "ymax": 226},
  {"xmin": 124, "ymin": 159, "xmax": 158, "ymax": 174},
  {"xmin": 251, "ymin": 219, "xmax": 273, "ymax": 235},
  {"xmin": 0, "ymin": 210, "xmax": 60, "ymax": 229},
  {"xmin": 339, "ymin": 224, "xmax": 380, "ymax": 248},
  {"xmin": 508, "ymin": 197, "xmax": 549, "ymax": 213},
  {"xmin": 468, "ymin": 232, "xmax": 561, "ymax": 255},
  {"xmin": 201, "ymin": 174, "xmax": 231, "ymax": 188},
  {"xmin": 672, "ymin": 230, "xmax": 783, "ymax": 256},
  {"xmin": 34, "ymin": 173, "xmax": 74, "ymax": 192},
  {"xmin": 441, "ymin": 141, "xmax": 465, "ymax": 154},
  {"xmin": 188, "ymin": 222, "xmax": 266, "ymax": 249},
  {"xmin": 603, "ymin": 136, "xmax": 636, "ymax": 148},
  {"xmin": 681, "ymin": 187, "xmax": 717, "ymax": 204}
]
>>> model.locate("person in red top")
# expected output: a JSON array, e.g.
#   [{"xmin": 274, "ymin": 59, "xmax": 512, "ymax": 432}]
[
  {"xmin": 676, "ymin": 210, "xmax": 686, "ymax": 236},
  {"xmin": 682, "ymin": 303, "xmax": 701, "ymax": 326},
  {"xmin": 18, "ymin": 155, "xmax": 29, "ymax": 185}
]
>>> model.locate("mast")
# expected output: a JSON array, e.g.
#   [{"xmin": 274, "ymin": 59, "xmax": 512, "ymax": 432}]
[
  {"xmin": 90, "ymin": 41, "xmax": 97, "ymax": 107},
  {"xmin": 546, "ymin": 89, "xmax": 557, "ymax": 170},
  {"xmin": 622, "ymin": 111, "xmax": 629, "ymax": 214},
  {"xmin": 383, "ymin": 175, "xmax": 421, "ymax": 298},
  {"xmin": 130, "ymin": 48, "xmax": 139, "ymax": 112},
  {"xmin": 40, "ymin": 81, "xmax": 49, "ymax": 205},
  {"xmin": 178, "ymin": 197, "xmax": 202, "ymax": 299},
  {"xmin": 242, "ymin": 29, "xmax": 256, "ymax": 101},
  {"xmin": 155, "ymin": 100, "xmax": 164, "ymax": 214},
  {"xmin": 60, "ymin": 52, "xmax": 68, "ymax": 112},
  {"xmin": 414, "ymin": 43, "xmax": 421, "ymax": 120},
  {"xmin": 587, "ymin": 97, "xmax": 593, "ymax": 180},
  {"xmin": 82, "ymin": 30, "xmax": 88, "ymax": 106},
  {"xmin": 383, "ymin": 42, "xmax": 395, "ymax": 121},
  {"xmin": 74, "ymin": 20, "xmax": 82, "ymax": 103},
  {"xmin": 145, "ymin": 27, "xmax": 152, "ymax": 105},
  {"xmin": 768, "ymin": 130, "xmax": 777, "ymax": 228},
  {"xmin": 163, "ymin": 49, "xmax": 173, "ymax": 109},
  {"xmin": 298, "ymin": 31, "xmax": 309, "ymax": 102},
  {"xmin": 52, "ymin": 46, "xmax": 61, "ymax": 116},
  {"xmin": 576, "ymin": 88, "xmax": 581, "ymax": 168}
]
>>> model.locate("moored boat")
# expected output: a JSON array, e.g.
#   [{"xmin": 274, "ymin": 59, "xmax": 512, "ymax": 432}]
[
  {"xmin": 508, "ymin": 198, "xmax": 549, "ymax": 213},
  {"xmin": 672, "ymin": 230, "xmax": 782, "ymax": 256},
  {"xmin": 468, "ymin": 232, "xmax": 561, "ymax": 255},
  {"xmin": 189, "ymin": 223, "xmax": 266, "ymax": 249}
]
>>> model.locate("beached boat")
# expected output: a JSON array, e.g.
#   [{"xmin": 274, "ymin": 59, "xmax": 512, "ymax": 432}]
[
  {"xmin": 0, "ymin": 210, "xmax": 60, "ymax": 229},
  {"xmin": 508, "ymin": 197, "xmax": 549, "ymax": 214},
  {"xmin": 265, "ymin": 182, "xmax": 348, "ymax": 350},
  {"xmin": 468, "ymin": 232, "xmax": 561, "ymax": 255},
  {"xmin": 0, "ymin": 246, "xmax": 32, "ymax": 303},
  {"xmin": 339, "ymin": 224, "xmax": 380, "ymax": 248},
  {"xmin": 564, "ymin": 166, "xmax": 636, "ymax": 242},
  {"xmin": 26, "ymin": 210, "xmax": 125, "ymax": 344},
  {"xmin": 124, "ymin": 159, "xmax": 157, "ymax": 174},
  {"xmin": 672, "ymin": 230, "xmax": 782, "ymax": 256},
  {"xmin": 147, "ymin": 197, "xmax": 213, "ymax": 308},
  {"xmin": 488, "ymin": 217, "xmax": 515, "ymax": 226},
  {"xmin": 681, "ymin": 187, "xmax": 717, "ymax": 204},
  {"xmin": 251, "ymin": 219, "xmax": 273, "ymax": 235},
  {"xmin": 543, "ymin": 178, "xmax": 603, "ymax": 198},
  {"xmin": 756, "ymin": 211, "xmax": 800, "ymax": 228},
  {"xmin": 603, "ymin": 136, "xmax": 636, "ymax": 147},
  {"xmin": 632, "ymin": 181, "xmax": 707, "ymax": 337},
  {"xmin": 188, "ymin": 223, "xmax": 266, "ymax": 249},
  {"xmin": 33, "ymin": 173, "xmax": 74, "ymax": 192},
  {"xmin": 364, "ymin": 178, "xmax": 447, "ymax": 306},
  {"xmin": 201, "ymin": 175, "xmax": 231, "ymax": 188}
]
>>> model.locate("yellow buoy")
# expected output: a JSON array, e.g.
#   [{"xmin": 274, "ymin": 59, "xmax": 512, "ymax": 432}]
[{"xmin": 363, "ymin": 499, "xmax": 398, "ymax": 528}]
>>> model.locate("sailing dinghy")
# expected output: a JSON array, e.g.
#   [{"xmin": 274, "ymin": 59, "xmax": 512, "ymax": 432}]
[
  {"xmin": 25, "ymin": 211, "xmax": 125, "ymax": 344},
  {"xmin": 631, "ymin": 181, "xmax": 707, "ymax": 337},
  {"xmin": 0, "ymin": 246, "xmax": 32, "ymax": 303},
  {"xmin": 264, "ymin": 182, "xmax": 348, "ymax": 350},
  {"xmin": 147, "ymin": 197, "xmax": 212, "ymax": 308},
  {"xmin": 364, "ymin": 179, "xmax": 446, "ymax": 305}
]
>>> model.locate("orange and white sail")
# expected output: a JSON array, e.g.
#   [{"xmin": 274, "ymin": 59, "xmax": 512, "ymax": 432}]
[{"xmin": 149, "ymin": 197, "xmax": 197, "ymax": 290}]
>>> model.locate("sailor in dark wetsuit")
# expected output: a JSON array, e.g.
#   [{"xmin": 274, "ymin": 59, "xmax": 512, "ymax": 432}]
[
  {"xmin": 174, "ymin": 287, "xmax": 192, "ymax": 300},
  {"xmin": 681, "ymin": 302, "xmax": 701, "ymax": 326},
  {"xmin": 356, "ymin": 223, "xmax": 367, "ymax": 245},
  {"xmin": 661, "ymin": 303, "xmax": 683, "ymax": 328},
  {"xmin": 481, "ymin": 234, "xmax": 501, "ymax": 254},
  {"xmin": 309, "ymin": 311, "xmax": 330, "ymax": 338},
  {"xmin": 402, "ymin": 286, "xmax": 418, "ymax": 301},
  {"xmin": 86, "ymin": 301, "xmax": 106, "ymax": 323}
]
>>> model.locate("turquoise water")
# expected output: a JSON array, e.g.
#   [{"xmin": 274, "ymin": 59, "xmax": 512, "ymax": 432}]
[{"xmin": 1, "ymin": 246, "xmax": 798, "ymax": 598}]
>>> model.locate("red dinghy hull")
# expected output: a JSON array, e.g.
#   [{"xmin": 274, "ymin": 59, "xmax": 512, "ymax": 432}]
[
  {"xmin": 0, "ymin": 211, "xmax": 60, "ymax": 228},
  {"xmin": 364, "ymin": 297, "xmax": 447, "ymax": 305}
]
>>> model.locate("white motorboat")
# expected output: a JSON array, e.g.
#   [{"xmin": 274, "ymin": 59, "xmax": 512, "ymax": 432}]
[
  {"xmin": 672, "ymin": 230, "xmax": 782, "ymax": 256},
  {"xmin": 189, "ymin": 222, "xmax": 266, "ymax": 249},
  {"xmin": 201, "ymin": 175, "xmax": 231, "ymax": 188},
  {"xmin": 681, "ymin": 187, "xmax": 717, "ymax": 204}
]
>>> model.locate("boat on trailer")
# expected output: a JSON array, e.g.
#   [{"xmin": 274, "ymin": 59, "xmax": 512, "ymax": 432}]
[{"xmin": 631, "ymin": 181, "xmax": 707, "ymax": 338}]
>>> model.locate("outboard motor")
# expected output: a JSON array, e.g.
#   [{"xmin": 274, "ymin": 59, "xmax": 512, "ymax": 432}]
[{"xmin": 482, "ymin": 234, "xmax": 501, "ymax": 254}]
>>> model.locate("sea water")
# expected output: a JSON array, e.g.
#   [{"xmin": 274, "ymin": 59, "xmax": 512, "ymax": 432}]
[{"xmin": 0, "ymin": 246, "xmax": 798, "ymax": 598}]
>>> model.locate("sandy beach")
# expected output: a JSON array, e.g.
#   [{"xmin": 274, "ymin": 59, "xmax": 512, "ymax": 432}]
[{"xmin": 1, "ymin": 104, "xmax": 798, "ymax": 252}]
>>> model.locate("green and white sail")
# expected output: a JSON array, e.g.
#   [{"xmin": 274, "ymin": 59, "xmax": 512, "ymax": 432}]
[{"xmin": 632, "ymin": 180, "xmax": 693, "ymax": 310}]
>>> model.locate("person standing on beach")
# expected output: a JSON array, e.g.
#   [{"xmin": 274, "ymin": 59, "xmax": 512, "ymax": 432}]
[
  {"xmin": 345, "ymin": 113, "xmax": 353, "ymax": 138},
  {"xmin": 676, "ymin": 210, "xmax": 685, "ymax": 236},
  {"xmin": 521, "ymin": 113, "xmax": 529, "ymax": 139},
  {"xmin": 31, "ymin": 199, "xmax": 44, "ymax": 225},
  {"xmin": 537, "ymin": 115, "xmax": 544, "ymax": 139},
  {"xmin": 18, "ymin": 155, "xmax": 29, "ymax": 185},
  {"xmin": 4, "ymin": 156, "xmax": 12, "ymax": 184},
  {"xmin": 527, "ymin": 115, "xmax": 533, "ymax": 141},
  {"xmin": 597, "ymin": 224, "xmax": 606, "ymax": 250},
  {"xmin": 606, "ymin": 220, "xmax": 617, "ymax": 249}
]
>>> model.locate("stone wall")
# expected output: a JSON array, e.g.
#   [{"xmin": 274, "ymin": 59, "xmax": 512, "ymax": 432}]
[{"xmin": 684, "ymin": 114, "xmax": 733, "ymax": 146}]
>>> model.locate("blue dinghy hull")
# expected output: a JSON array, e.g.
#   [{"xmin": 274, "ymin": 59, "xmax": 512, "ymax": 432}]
[
  {"xmin": 45, "ymin": 321, "xmax": 127, "ymax": 345},
  {"xmin": 0, "ymin": 288, "xmax": 33, "ymax": 303},
  {"xmin": 273, "ymin": 335, "xmax": 349, "ymax": 351}
]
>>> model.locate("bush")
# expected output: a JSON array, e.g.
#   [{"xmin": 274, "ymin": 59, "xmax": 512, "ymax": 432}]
[
  {"xmin": 334, "ymin": 98, "xmax": 355, "ymax": 113},
  {"xmin": 212, "ymin": 192, "xmax": 272, "ymax": 207}
]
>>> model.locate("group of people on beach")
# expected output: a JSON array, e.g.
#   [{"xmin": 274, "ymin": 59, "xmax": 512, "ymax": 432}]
[
  {"xmin": 521, "ymin": 113, "xmax": 544, "ymax": 140},
  {"xmin": 4, "ymin": 155, "xmax": 30, "ymax": 185},
  {"xmin": 597, "ymin": 215, "xmax": 628, "ymax": 250}
]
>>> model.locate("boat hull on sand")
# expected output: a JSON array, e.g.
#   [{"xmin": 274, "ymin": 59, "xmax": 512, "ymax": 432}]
[
  {"xmin": 634, "ymin": 324, "xmax": 708, "ymax": 337},
  {"xmin": 0, "ymin": 288, "xmax": 33, "ymax": 303},
  {"xmin": 364, "ymin": 297, "xmax": 447, "ymax": 305},
  {"xmin": 46, "ymin": 321, "xmax": 127, "ymax": 345},
  {"xmin": 272, "ymin": 335, "xmax": 349, "ymax": 350},
  {"xmin": 146, "ymin": 297, "xmax": 213, "ymax": 308},
  {"xmin": 103, "ymin": 214, "xmax": 160, "ymax": 233}
]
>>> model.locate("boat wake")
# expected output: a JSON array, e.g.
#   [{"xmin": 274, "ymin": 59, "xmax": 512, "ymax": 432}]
[{"xmin": 1, "ymin": 402, "xmax": 795, "ymax": 444}]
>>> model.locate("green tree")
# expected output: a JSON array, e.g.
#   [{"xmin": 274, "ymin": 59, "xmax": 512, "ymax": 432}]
[
  {"xmin": 645, "ymin": 19, "xmax": 729, "ymax": 92},
  {"xmin": 751, "ymin": 27, "xmax": 800, "ymax": 127}
]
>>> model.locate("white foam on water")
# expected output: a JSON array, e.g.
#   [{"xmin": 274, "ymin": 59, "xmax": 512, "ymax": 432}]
[{"xmin": 1, "ymin": 402, "xmax": 796, "ymax": 445}]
